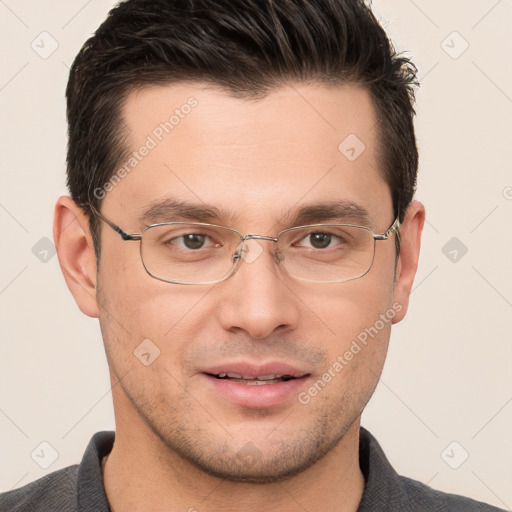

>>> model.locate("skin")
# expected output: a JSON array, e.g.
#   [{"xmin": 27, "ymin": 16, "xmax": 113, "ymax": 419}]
[{"xmin": 54, "ymin": 82, "xmax": 424, "ymax": 512}]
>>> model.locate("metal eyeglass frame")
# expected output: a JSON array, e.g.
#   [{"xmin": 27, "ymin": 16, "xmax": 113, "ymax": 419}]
[{"xmin": 86, "ymin": 204, "xmax": 401, "ymax": 285}]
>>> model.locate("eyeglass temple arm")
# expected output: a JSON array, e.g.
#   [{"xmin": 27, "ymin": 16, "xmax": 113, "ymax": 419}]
[
  {"xmin": 374, "ymin": 216, "xmax": 401, "ymax": 241},
  {"xmin": 80, "ymin": 202, "xmax": 142, "ymax": 241}
]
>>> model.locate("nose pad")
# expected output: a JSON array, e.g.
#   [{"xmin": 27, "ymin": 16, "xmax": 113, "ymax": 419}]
[
  {"xmin": 240, "ymin": 239, "xmax": 264, "ymax": 264},
  {"xmin": 232, "ymin": 240, "xmax": 281, "ymax": 266},
  {"xmin": 232, "ymin": 241, "xmax": 246, "ymax": 264},
  {"xmin": 232, "ymin": 245, "xmax": 242, "ymax": 264},
  {"xmin": 274, "ymin": 247, "xmax": 285, "ymax": 263}
]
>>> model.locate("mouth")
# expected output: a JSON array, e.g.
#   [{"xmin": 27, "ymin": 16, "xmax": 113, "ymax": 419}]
[
  {"xmin": 200, "ymin": 362, "xmax": 311, "ymax": 408},
  {"xmin": 208, "ymin": 372, "xmax": 299, "ymax": 385}
]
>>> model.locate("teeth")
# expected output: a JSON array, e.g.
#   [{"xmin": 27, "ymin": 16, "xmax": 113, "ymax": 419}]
[
  {"xmin": 239, "ymin": 378, "xmax": 282, "ymax": 385},
  {"xmin": 217, "ymin": 373, "xmax": 281, "ymax": 380},
  {"xmin": 245, "ymin": 379, "xmax": 277, "ymax": 385},
  {"xmin": 215, "ymin": 373, "xmax": 296, "ymax": 382}
]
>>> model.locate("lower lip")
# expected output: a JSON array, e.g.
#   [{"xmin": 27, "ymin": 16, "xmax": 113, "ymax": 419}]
[{"xmin": 201, "ymin": 374, "xmax": 310, "ymax": 408}]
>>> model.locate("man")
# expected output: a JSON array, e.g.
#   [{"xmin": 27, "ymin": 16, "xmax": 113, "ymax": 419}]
[{"xmin": 0, "ymin": 0, "xmax": 503, "ymax": 510}]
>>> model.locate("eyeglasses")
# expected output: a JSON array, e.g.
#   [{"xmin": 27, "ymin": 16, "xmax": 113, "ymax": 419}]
[{"xmin": 88, "ymin": 206, "xmax": 400, "ymax": 285}]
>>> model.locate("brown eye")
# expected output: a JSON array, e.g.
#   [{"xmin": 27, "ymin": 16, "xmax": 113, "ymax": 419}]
[
  {"xmin": 309, "ymin": 233, "xmax": 332, "ymax": 249},
  {"xmin": 181, "ymin": 234, "xmax": 207, "ymax": 250},
  {"xmin": 296, "ymin": 231, "xmax": 340, "ymax": 250}
]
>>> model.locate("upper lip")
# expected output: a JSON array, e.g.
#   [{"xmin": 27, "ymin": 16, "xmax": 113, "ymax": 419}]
[{"xmin": 201, "ymin": 361, "xmax": 310, "ymax": 379}]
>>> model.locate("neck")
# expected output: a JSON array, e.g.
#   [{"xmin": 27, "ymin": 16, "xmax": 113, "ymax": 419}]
[{"xmin": 102, "ymin": 419, "xmax": 365, "ymax": 512}]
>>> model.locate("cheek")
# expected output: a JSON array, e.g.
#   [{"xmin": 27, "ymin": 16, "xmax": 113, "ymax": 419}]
[
  {"xmin": 294, "ymin": 244, "xmax": 396, "ymax": 384},
  {"xmin": 97, "ymin": 257, "xmax": 218, "ymax": 375},
  {"xmin": 98, "ymin": 240, "xmax": 199, "ymax": 333},
  {"xmin": 300, "ymin": 260, "xmax": 395, "ymax": 342}
]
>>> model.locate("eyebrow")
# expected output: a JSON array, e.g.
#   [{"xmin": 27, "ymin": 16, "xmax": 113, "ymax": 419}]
[
  {"xmin": 138, "ymin": 197, "xmax": 371, "ymax": 228},
  {"xmin": 138, "ymin": 199, "xmax": 234, "ymax": 226},
  {"xmin": 285, "ymin": 200, "xmax": 371, "ymax": 227}
]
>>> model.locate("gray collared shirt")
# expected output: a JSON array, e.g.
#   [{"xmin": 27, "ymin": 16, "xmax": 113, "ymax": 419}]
[{"xmin": 0, "ymin": 427, "xmax": 504, "ymax": 511}]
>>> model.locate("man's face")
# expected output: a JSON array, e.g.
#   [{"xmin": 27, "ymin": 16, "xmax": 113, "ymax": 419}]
[{"xmin": 96, "ymin": 83, "xmax": 401, "ymax": 481}]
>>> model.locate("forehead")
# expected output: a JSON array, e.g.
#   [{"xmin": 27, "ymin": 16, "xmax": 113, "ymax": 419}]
[{"xmin": 109, "ymin": 82, "xmax": 391, "ymax": 228}]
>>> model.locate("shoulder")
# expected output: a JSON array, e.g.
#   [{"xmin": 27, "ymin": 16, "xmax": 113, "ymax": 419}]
[
  {"xmin": 0, "ymin": 431, "xmax": 113, "ymax": 512},
  {"xmin": 0, "ymin": 464, "xmax": 79, "ymax": 512},
  {"xmin": 398, "ymin": 474, "xmax": 505, "ymax": 511},
  {"xmin": 358, "ymin": 427, "xmax": 505, "ymax": 512}
]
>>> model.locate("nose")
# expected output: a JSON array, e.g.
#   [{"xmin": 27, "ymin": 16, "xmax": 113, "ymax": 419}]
[{"xmin": 216, "ymin": 239, "xmax": 300, "ymax": 339}]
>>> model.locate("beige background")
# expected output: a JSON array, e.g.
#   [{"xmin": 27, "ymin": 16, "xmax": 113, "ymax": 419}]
[{"xmin": 1, "ymin": 0, "xmax": 511, "ymax": 508}]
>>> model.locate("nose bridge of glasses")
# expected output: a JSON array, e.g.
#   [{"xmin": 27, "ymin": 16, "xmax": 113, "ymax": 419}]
[
  {"xmin": 232, "ymin": 234, "xmax": 281, "ymax": 264},
  {"xmin": 242, "ymin": 234, "xmax": 278, "ymax": 243}
]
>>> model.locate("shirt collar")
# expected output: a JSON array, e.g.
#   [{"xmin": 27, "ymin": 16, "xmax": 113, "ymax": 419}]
[
  {"xmin": 76, "ymin": 431, "xmax": 113, "ymax": 511},
  {"xmin": 357, "ymin": 426, "xmax": 411, "ymax": 511}
]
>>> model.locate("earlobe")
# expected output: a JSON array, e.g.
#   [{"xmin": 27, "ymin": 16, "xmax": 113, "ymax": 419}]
[
  {"xmin": 53, "ymin": 196, "xmax": 100, "ymax": 318},
  {"xmin": 392, "ymin": 200, "xmax": 425, "ymax": 324}
]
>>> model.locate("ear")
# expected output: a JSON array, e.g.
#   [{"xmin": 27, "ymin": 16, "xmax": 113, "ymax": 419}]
[
  {"xmin": 392, "ymin": 200, "xmax": 425, "ymax": 324},
  {"xmin": 53, "ymin": 196, "xmax": 99, "ymax": 318}
]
